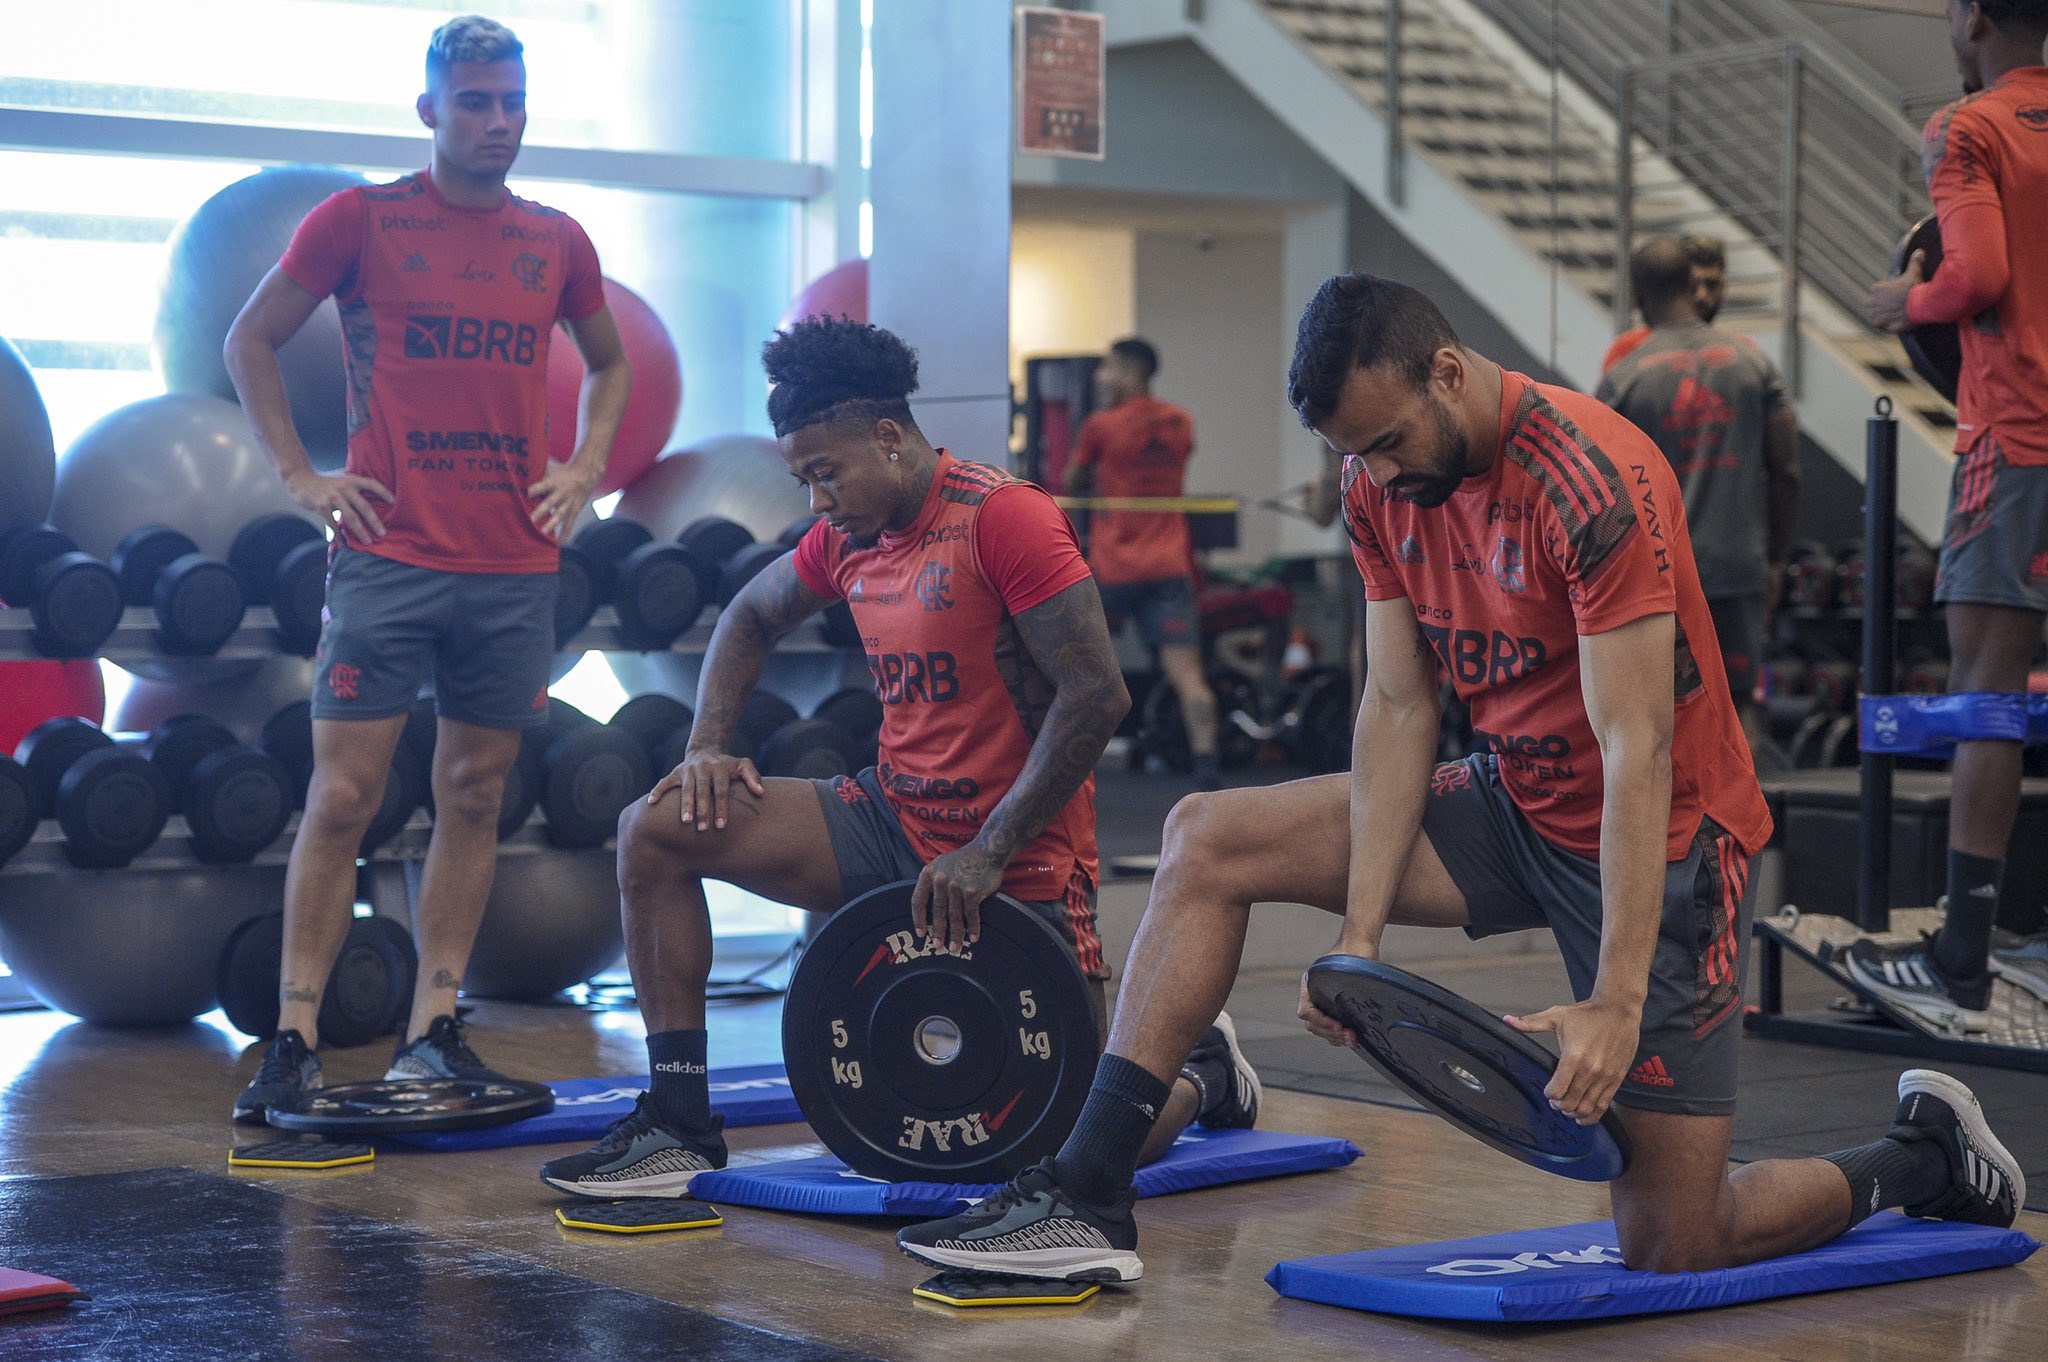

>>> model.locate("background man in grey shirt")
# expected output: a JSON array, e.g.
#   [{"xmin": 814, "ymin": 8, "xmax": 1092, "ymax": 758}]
[{"xmin": 1599, "ymin": 236, "xmax": 1801, "ymax": 761}]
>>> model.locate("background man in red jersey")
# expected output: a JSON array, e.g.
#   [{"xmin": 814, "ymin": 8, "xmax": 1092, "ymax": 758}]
[
  {"xmin": 225, "ymin": 14, "xmax": 630, "ymax": 1121},
  {"xmin": 897, "ymin": 276, "xmax": 2018, "ymax": 1287},
  {"xmin": 1856, "ymin": 0, "xmax": 2048, "ymax": 1030},
  {"xmin": 1067, "ymin": 338, "xmax": 1222, "ymax": 789},
  {"xmin": 540, "ymin": 318, "xmax": 1260, "ymax": 1200}
]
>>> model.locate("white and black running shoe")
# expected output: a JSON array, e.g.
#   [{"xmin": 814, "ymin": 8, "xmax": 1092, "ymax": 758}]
[
  {"xmin": 897, "ymin": 1160, "xmax": 1142, "ymax": 1282},
  {"xmin": 1185, "ymin": 1011, "xmax": 1262, "ymax": 1130},
  {"xmin": 540, "ymin": 1095, "xmax": 727, "ymax": 1199},
  {"xmin": 1990, "ymin": 928, "xmax": 2048, "ymax": 1006},
  {"xmin": 1841, "ymin": 937, "xmax": 1991, "ymax": 1033},
  {"xmin": 386, "ymin": 1014, "xmax": 508, "ymax": 1081},
  {"xmin": 1889, "ymin": 1069, "xmax": 2022, "ymax": 1227},
  {"xmin": 233, "ymin": 1029, "xmax": 322, "ymax": 1125}
]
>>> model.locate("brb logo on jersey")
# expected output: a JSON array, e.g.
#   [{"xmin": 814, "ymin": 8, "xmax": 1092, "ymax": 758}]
[
  {"xmin": 405, "ymin": 313, "xmax": 540, "ymax": 366},
  {"xmin": 914, "ymin": 561, "xmax": 954, "ymax": 612}
]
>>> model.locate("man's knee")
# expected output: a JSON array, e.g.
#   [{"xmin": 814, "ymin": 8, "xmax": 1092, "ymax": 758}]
[
  {"xmin": 303, "ymin": 766, "xmax": 385, "ymax": 835},
  {"xmin": 433, "ymin": 757, "xmax": 508, "ymax": 826},
  {"xmin": 617, "ymin": 796, "xmax": 687, "ymax": 887},
  {"xmin": 1161, "ymin": 790, "xmax": 1225, "ymax": 866},
  {"xmin": 1615, "ymin": 1191, "xmax": 1733, "ymax": 1273}
]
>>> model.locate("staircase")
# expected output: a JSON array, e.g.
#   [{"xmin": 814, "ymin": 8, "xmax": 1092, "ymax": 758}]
[{"xmin": 1145, "ymin": 0, "xmax": 1961, "ymax": 541}]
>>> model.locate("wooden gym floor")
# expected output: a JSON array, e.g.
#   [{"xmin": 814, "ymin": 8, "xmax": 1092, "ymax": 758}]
[{"xmin": 1, "ymin": 970, "xmax": 2044, "ymax": 1361}]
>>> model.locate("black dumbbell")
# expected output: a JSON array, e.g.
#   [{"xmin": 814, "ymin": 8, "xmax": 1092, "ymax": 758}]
[
  {"xmin": 1789, "ymin": 709, "xmax": 1837, "ymax": 768},
  {"xmin": 248, "ymin": 701, "xmax": 420, "ymax": 853},
  {"xmin": 1833, "ymin": 543, "xmax": 1868, "ymax": 612},
  {"xmin": 1765, "ymin": 693, "xmax": 1820, "ymax": 746},
  {"xmin": 403, "ymin": 698, "xmax": 541, "ymax": 842},
  {"xmin": 13, "ymin": 716, "xmax": 171, "ymax": 868},
  {"xmin": 676, "ymin": 515, "xmax": 756, "ymax": 598},
  {"xmin": 1803, "ymin": 653, "xmax": 1858, "ymax": 713},
  {"xmin": 1764, "ymin": 651, "xmax": 1809, "ymax": 700},
  {"xmin": 819, "ymin": 600, "xmax": 863, "ymax": 649},
  {"xmin": 0, "ymin": 523, "xmax": 123, "ymax": 657},
  {"xmin": 259, "ymin": 700, "xmax": 315, "ymax": 809},
  {"xmin": 719, "ymin": 541, "xmax": 789, "ymax": 607},
  {"xmin": 217, "ymin": 911, "xmax": 415, "ymax": 1046},
  {"xmin": 228, "ymin": 514, "xmax": 327, "ymax": 656},
  {"xmin": 779, "ymin": 514, "xmax": 822, "ymax": 548},
  {"xmin": 610, "ymin": 693, "xmax": 693, "ymax": 772},
  {"xmin": 732, "ymin": 691, "xmax": 799, "ymax": 761},
  {"xmin": 1897, "ymin": 542, "xmax": 1937, "ymax": 612},
  {"xmin": 569, "ymin": 518, "xmax": 704, "ymax": 649},
  {"xmin": 0, "ymin": 754, "xmax": 35, "ymax": 869},
  {"xmin": 755, "ymin": 717, "xmax": 859, "ymax": 780},
  {"xmin": 137, "ymin": 716, "xmax": 293, "ymax": 865},
  {"xmin": 361, "ymin": 739, "xmax": 427, "ymax": 855},
  {"xmin": 1783, "ymin": 541, "xmax": 1836, "ymax": 612},
  {"xmin": 538, "ymin": 714, "xmax": 652, "ymax": 849},
  {"xmin": 1903, "ymin": 649, "xmax": 1951, "ymax": 695},
  {"xmin": 555, "ymin": 541, "xmax": 600, "ymax": 649},
  {"xmin": 110, "ymin": 525, "xmax": 245, "ymax": 656},
  {"xmin": 813, "ymin": 687, "xmax": 883, "ymax": 768}
]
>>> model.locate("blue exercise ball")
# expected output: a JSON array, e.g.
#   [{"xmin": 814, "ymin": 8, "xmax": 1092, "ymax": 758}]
[
  {"xmin": 154, "ymin": 165, "xmax": 369, "ymax": 472},
  {"xmin": 0, "ymin": 334, "xmax": 56, "ymax": 538}
]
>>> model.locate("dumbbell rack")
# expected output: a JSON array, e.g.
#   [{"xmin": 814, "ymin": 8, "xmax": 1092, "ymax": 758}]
[{"xmin": 1745, "ymin": 400, "xmax": 2048, "ymax": 1072}]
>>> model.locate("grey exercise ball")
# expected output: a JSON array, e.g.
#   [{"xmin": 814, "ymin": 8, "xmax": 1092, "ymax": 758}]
[
  {"xmin": 154, "ymin": 164, "xmax": 369, "ymax": 471},
  {"xmin": 613, "ymin": 434, "xmax": 807, "ymax": 543},
  {"xmin": 0, "ymin": 864, "xmax": 284, "ymax": 1024},
  {"xmin": 0, "ymin": 334, "xmax": 56, "ymax": 538},
  {"xmin": 409, "ymin": 848, "xmax": 624, "ymax": 1000},
  {"xmin": 113, "ymin": 656, "xmax": 316, "ymax": 744}
]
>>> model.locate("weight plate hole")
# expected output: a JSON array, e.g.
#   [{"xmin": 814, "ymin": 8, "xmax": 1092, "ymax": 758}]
[
  {"xmin": 1439, "ymin": 1060, "xmax": 1485, "ymax": 1094},
  {"xmin": 914, "ymin": 1015, "xmax": 963, "ymax": 1066}
]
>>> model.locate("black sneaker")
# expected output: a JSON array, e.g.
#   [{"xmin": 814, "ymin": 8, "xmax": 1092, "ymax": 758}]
[
  {"xmin": 385, "ymin": 1014, "xmax": 508, "ymax": 1081},
  {"xmin": 1841, "ymin": 936, "xmax": 1991, "ymax": 1033},
  {"xmin": 233, "ymin": 1029, "xmax": 322, "ymax": 1125},
  {"xmin": 539, "ymin": 1094, "xmax": 727, "ymax": 1199},
  {"xmin": 1889, "ymin": 1069, "xmax": 2022, "ymax": 1226},
  {"xmin": 1184, "ymin": 1011, "xmax": 1262, "ymax": 1129},
  {"xmin": 897, "ymin": 1159, "xmax": 1142, "ymax": 1282}
]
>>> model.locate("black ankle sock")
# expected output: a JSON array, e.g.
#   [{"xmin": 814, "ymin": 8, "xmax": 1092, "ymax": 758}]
[
  {"xmin": 645, "ymin": 1029, "xmax": 711, "ymax": 1133},
  {"xmin": 1822, "ymin": 1136, "xmax": 1949, "ymax": 1225},
  {"xmin": 1053, "ymin": 1055, "xmax": 1171, "ymax": 1205},
  {"xmin": 1937, "ymin": 850, "xmax": 2002, "ymax": 981}
]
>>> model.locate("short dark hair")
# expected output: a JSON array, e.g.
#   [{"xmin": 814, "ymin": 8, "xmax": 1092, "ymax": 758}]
[
  {"xmin": 426, "ymin": 15, "xmax": 523, "ymax": 89},
  {"xmin": 762, "ymin": 316, "xmax": 921, "ymax": 439},
  {"xmin": 1630, "ymin": 236, "xmax": 1694, "ymax": 315},
  {"xmin": 1287, "ymin": 274, "xmax": 1459, "ymax": 430},
  {"xmin": 1109, "ymin": 337, "xmax": 1159, "ymax": 380},
  {"xmin": 1680, "ymin": 232, "xmax": 1726, "ymax": 271},
  {"xmin": 1980, "ymin": 1, "xmax": 2048, "ymax": 35}
]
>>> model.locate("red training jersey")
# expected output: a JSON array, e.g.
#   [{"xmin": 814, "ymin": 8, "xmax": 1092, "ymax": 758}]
[
  {"xmin": 278, "ymin": 170, "xmax": 606, "ymax": 572},
  {"xmin": 1912, "ymin": 68, "xmax": 2048, "ymax": 464},
  {"xmin": 1600, "ymin": 325, "xmax": 1651, "ymax": 377},
  {"xmin": 1343, "ymin": 371, "xmax": 1771, "ymax": 860},
  {"xmin": 792, "ymin": 453, "xmax": 1099, "ymax": 902},
  {"xmin": 1068, "ymin": 395, "xmax": 1195, "ymax": 585}
]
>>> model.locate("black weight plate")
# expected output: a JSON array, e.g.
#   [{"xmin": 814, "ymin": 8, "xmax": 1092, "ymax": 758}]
[
  {"xmin": 0, "ymin": 523, "xmax": 73, "ymax": 606},
  {"xmin": 717, "ymin": 541, "xmax": 788, "ymax": 607},
  {"xmin": 362, "ymin": 916, "xmax": 419, "ymax": 1037},
  {"xmin": 359, "ymin": 741, "xmax": 425, "ymax": 855},
  {"xmin": 1305, "ymin": 955, "xmax": 1631, "ymax": 1181},
  {"xmin": 779, "ymin": 513, "xmax": 822, "ymax": 548},
  {"xmin": 266, "ymin": 1077, "xmax": 555, "ymax": 1135},
  {"xmin": 110, "ymin": 524, "xmax": 200, "ymax": 606},
  {"xmin": 554, "ymin": 543, "xmax": 599, "ymax": 649},
  {"xmin": 495, "ymin": 740, "xmax": 542, "ymax": 841},
  {"xmin": 609, "ymin": 693, "xmax": 693, "ymax": 767},
  {"xmin": 812, "ymin": 687, "xmax": 883, "ymax": 766},
  {"xmin": 229, "ymin": 513, "xmax": 322, "ymax": 604},
  {"xmin": 217, "ymin": 911, "xmax": 285, "ymax": 1040},
  {"xmin": 540, "ymin": 723, "xmax": 652, "ymax": 848},
  {"xmin": 141, "ymin": 715, "xmax": 237, "ymax": 814},
  {"xmin": 16, "ymin": 716, "xmax": 113, "ymax": 820},
  {"xmin": 271, "ymin": 538, "xmax": 329, "ymax": 656},
  {"xmin": 819, "ymin": 600, "xmax": 863, "ymax": 649},
  {"xmin": 31, "ymin": 552, "xmax": 122, "ymax": 657},
  {"xmin": 781, "ymin": 881, "xmax": 1099, "ymax": 1182},
  {"xmin": 0, "ymin": 755, "xmax": 35, "ymax": 868},
  {"xmin": 320, "ymin": 916, "xmax": 407, "ymax": 1049},
  {"xmin": 1894, "ymin": 214, "xmax": 1959, "ymax": 402},
  {"xmin": 186, "ymin": 745, "xmax": 293, "ymax": 864},
  {"xmin": 732, "ymin": 691, "xmax": 799, "ymax": 760},
  {"xmin": 259, "ymin": 700, "xmax": 315, "ymax": 808},
  {"xmin": 56, "ymin": 746, "xmax": 171, "ymax": 869},
  {"xmin": 756, "ymin": 718, "xmax": 857, "ymax": 780},
  {"xmin": 676, "ymin": 515, "xmax": 755, "ymax": 577},
  {"xmin": 615, "ymin": 541, "xmax": 704, "ymax": 649},
  {"xmin": 546, "ymin": 696, "xmax": 599, "ymax": 739},
  {"xmin": 571, "ymin": 518, "xmax": 656, "ymax": 603}
]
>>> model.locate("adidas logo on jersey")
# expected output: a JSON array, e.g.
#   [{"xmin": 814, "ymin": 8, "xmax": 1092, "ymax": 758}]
[{"xmin": 401, "ymin": 250, "xmax": 431, "ymax": 273}]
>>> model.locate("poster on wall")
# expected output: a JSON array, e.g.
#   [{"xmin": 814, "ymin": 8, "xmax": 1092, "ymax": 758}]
[{"xmin": 1016, "ymin": 7, "xmax": 1105, "ymax": 160}]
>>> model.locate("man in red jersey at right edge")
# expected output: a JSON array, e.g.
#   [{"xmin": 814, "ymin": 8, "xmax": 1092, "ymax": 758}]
[
  {"xmin": 897, "ymin": 275, "xmax": 2019, "ymax": 1286},
  {"xmin": 1856, "ymin": 0, "xmax": 2048, "ymax": 1030}
]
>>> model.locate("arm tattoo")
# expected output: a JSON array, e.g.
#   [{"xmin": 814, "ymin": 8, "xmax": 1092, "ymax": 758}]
[
  {"xmin": 692, "ymin": 555, "xmax": 830, "ymax": 752},
  {"xmin": 282, "ymin": 984, "xmax": 317, "ymax": 1004},
  {"xmin": 976, "ymin": 578, "xmax": 1128, "ymax": 864},
  {"xmin": 431, "ymin": 969, "xmax": 459, "ymax": 990}
]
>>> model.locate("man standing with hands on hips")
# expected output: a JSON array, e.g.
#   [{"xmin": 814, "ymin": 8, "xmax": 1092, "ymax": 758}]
[{"xmin": 224, "ymin": 13, "xmax": 631, "ymax": 1121}]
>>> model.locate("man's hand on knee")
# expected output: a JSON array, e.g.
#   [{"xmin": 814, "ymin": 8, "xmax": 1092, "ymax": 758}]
[{"xmin": 649, "ymin": 749, "xmax": 765, "ymax": 832}]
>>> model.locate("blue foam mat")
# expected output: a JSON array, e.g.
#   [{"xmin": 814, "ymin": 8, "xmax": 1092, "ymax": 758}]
[
  {"xmin": 690, "ymin": 1127, "xmax": 1361, "ymax": 1217},
  {"xmin": 379, "ymin": 1063, "xmax": 801, "ymax": 1152},
  {"xmin": 1266, "ymin": 1215, "xmax": 2040, "ymax": 1322}
]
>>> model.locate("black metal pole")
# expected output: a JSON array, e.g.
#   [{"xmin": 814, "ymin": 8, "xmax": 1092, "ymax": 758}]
[{"xmin": 1859, "ymin": 397, "xmax": 1898, "ymax": 932}]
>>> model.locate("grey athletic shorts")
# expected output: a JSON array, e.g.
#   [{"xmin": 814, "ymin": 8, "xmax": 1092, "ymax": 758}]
[
  {"xmin": 1098, "ymin": 574, "xmax": 1200, "ymax": 650},
  {"xmin": 1935, "ymin": 428, "xmax": 2048, "ymax": 613},
  {"xmin": 312, "ymin": 545, "xmax": 556, "ymax": 730},
  {"xmin": 810, "ymin": 766, "xmax": 1110, "ymax": 1036},
  {"xmin": 1421, "ymin": 753, "xmax": 1755, "ymax": 1117}
]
